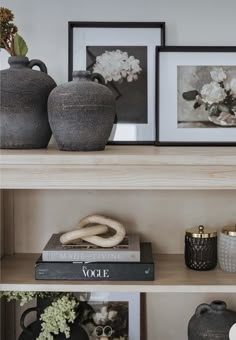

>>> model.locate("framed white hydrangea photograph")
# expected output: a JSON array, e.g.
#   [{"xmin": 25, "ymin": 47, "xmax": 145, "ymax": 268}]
[
  {"xmin": 156, "ymin": 46, "xmax": 236, "ymax": 145},
  {"xmin": 68, "ymin": 22, "xmax": 165, "ymax": 144}
]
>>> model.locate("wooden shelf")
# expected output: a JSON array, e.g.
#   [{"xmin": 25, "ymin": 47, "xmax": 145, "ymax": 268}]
[
  {"xmin": 1, "ymin": 146, "xmax": 236, "ymax": 189},
  {"xmin": 1, "ymin": 253, "xmax": 236, "ymax": 293}
]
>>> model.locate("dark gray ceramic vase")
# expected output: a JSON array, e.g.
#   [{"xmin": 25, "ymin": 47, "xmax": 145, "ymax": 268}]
[
  {"xmin": 188, "ymin": 300, "xmax": 236, "ymax": 340},
  {"xmin": 0, "ymin": 56, "xmax": 56, "ymax": 149},
  {"xmin": 48, "ymin": 71, "xmax": 116, "ymax": 151}
]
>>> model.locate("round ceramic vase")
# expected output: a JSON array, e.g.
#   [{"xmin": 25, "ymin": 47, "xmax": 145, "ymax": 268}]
[
  {"xmin": 188, "ymin": 300, "xmax": 236, "ymax": 340},
  {"xmin": 218, "ymin": 226, "xmax": 236, "ymax": 273},
  {"xmin": 48, "ymin": 70, "xmax": 116, "ymax": 151},
  {"xmin": 0, "ymin": 56, "xmax": 56, "ymax": 149}
]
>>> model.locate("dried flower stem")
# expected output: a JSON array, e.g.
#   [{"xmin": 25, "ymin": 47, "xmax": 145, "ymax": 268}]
[{"xmin": 1, "ymin": 35, "xmax": 15, "ymax": 55}]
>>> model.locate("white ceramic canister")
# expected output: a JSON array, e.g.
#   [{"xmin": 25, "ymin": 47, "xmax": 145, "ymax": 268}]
[{"xmin": 218, "ymin": 225, "xmax": 236, "ymax": 273}]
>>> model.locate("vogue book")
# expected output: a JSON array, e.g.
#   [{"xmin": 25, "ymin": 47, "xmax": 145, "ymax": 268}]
[{"xmin": 36, "ymin": 242, "xmax": 154, "ymax": 281}]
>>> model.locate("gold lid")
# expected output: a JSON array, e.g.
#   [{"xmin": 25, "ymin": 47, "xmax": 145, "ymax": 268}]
[
  {"xmin": 186, "ymin": 225, "xmax": 217, "ymax": 238},
  {"xmin": 222, "ymin": 225, "xmax": 236, "ymax": 237}
]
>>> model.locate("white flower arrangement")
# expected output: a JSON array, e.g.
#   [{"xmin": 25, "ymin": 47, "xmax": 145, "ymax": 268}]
[
  {"xmin": 230, "ymin": 78, "xmax": 236, "ymax": 95},
  {"xmin": 0, "ymin": 291, "xmax": 36, "ymax": 306},
  {"xmin": 210, "ymin": 67, "xmax": 227, "ymax": 83},
  {"xmin": 93, "ymin": 49, "xmax": 142, "ymax": 84},
  {"xmin": 0, "ymin": 291, "xmax": 78, "ymax": 339},
  {"xmin": 183, "ymin": 67, "xmax": 236, "ymax": 126},
  {"xmin": 0, "ymin": 291, "xmax": 127, "ymax": 340},
  {"xmin": 37, "ymin": 294, "xmax": 78, "ymax": 340},
  {"xmin": 200, "ymin": 81, "xmax": 226, "ymax": 104},
  {"xmin": 83, "ymin": 302, "xmax": 128, "ymax": 340}
]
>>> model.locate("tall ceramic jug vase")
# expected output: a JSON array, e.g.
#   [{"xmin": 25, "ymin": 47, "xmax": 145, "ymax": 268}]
[{"xmin": 0, "ymin": 56, "xmax": 56, "ymax": 149}]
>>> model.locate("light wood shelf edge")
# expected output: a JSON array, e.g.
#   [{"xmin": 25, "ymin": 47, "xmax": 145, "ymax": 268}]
[
  {"xmin": 1, "ymin": 146, "xmax": 236, "ymax": 190},
  {"xmin": 2, "ymin": 165, "xmax": 236, "ymax": 189},
  {"xmin": 1, "ymin": 146, "xmax": 236, "ymax": 166},
  {"xmin": 1, "ymin": 254, "xmax": 236, "ymax": 293}
]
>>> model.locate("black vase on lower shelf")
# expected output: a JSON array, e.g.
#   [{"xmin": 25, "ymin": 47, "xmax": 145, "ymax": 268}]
[
  {"xmin": 188, "ymin": 300, "xmax": 236, "ymax": 340},
  {"xmin": 18, "ymin": 297, "xmax": 89, "ymax": 340}
]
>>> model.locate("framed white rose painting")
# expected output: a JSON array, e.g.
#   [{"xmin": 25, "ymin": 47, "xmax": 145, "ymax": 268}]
[
  {"xmin": 156, "ymin": 47, "xmax": 236, "ymax": 145},
  {"xmin": 68, "ymin": 22, "xmax": 165, "ymax": 144}
]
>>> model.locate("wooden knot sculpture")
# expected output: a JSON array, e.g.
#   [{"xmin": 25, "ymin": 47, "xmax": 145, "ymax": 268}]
[{"xmin": 60, "ymin": 215, "xmax": 126, "ymax": 248}]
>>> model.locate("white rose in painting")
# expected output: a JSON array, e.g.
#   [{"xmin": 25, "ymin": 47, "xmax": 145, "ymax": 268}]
[
  {"xmin": 230, "ymin": 78, "xmax": 236, "ymax": 94},
  {"xmin": 93, "ymin": 49, "xmax": 142, "ymax": 83},
  {"xmin": 210, "ymin": 67, "xmax": 227, "ymax": 83},
  {"xmin": 224, "ymin": 83, "xmax": 231, "ymax": 92},
  {"xmin": 201, "ymin": 81, "xmax": 226, "ymax": 104}
]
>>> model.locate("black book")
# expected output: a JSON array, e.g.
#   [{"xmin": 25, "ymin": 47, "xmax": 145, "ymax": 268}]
[{"xmin": 35, "ymin": 242, "xmax": 154, "ymax": 281}]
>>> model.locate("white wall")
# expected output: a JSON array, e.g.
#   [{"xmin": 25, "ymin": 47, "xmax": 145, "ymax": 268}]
[{"xmin": 1, "ymin": 0, "xmax": 236, "ymax": 84}]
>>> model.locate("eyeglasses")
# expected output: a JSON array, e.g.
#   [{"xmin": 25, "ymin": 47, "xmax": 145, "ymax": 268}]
[{"xmin": 95, "ymin": 325, "xmax": 113, "ymax": 338}]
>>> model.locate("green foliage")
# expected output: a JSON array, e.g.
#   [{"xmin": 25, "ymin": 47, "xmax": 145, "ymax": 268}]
[
  {"xmin": 13, "ymin": 33, "xmax": 28, "ymax": 56},
  {"xmin": 218, "ymin": 104, "xmax": 230, "ymax": 113},
  {"xmin": 182, "ymin": 90, "xmax": 199, "ymax": 101}
]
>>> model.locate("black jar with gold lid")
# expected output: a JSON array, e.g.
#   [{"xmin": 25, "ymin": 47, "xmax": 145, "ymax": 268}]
[{"xmin": 185, "ymin": 225, "xmax": 217, "ymax": 271}]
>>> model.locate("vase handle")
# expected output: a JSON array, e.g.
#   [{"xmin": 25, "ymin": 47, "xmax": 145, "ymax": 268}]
[
  {"xmin": 91, "ymin": 73, "xmax": 106, "ymax": 85},
  {"xmin": 195, "ymin": 303, "xmax": 211, "ymax": 317},
  {"xmin": 29, "ymin": 59, "xmax": 48, "ymax": 74},
  {"xmin": 20, "ymin": 307, "xmax": 38, "ymax": 335}
]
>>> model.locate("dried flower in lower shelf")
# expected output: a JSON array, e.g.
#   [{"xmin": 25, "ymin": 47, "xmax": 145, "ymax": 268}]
[
  {"xmin": 0, "ymin": 292, "xmax": 81, "ymax": 339},
  {"xmin": 37, "ymin": 294, "xmax": 78, "ymax": 340},
  {"xmin": 0, "ymin": 291, "xmax": 128, "ymax": 339}
]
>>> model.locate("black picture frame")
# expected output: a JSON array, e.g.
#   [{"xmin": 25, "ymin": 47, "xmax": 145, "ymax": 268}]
[
  {"xmin": 68, "ymin": 22, "xmax": 166, "ymax": 145},
  {"xmin": 156, "ymin": 46, "xmax": 236, "ymax": 146}
]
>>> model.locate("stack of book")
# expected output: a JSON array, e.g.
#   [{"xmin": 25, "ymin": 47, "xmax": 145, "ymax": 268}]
[{"xmin": 35, "ymin": 233, "xmax": 154, "ymax": 281}]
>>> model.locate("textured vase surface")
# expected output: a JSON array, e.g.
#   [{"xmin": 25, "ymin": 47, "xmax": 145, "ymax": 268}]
[
  {"xmin": 185, "ymin": 235, "xmax": 217, "ymax": 271},
  {"xmin": 48, "ymin": 70, "xmax": 116, "ymax": 151},
  {"xmin": 188, "ymin": 300, "xmax": 236, "ymax": 340},
  {"xmin": 0, "ymin": 56, "xmax": 56, "ymax": 149},
  {"xmin": 218, "ymin": 232, "xmax": 236, "ymax": 272}
]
